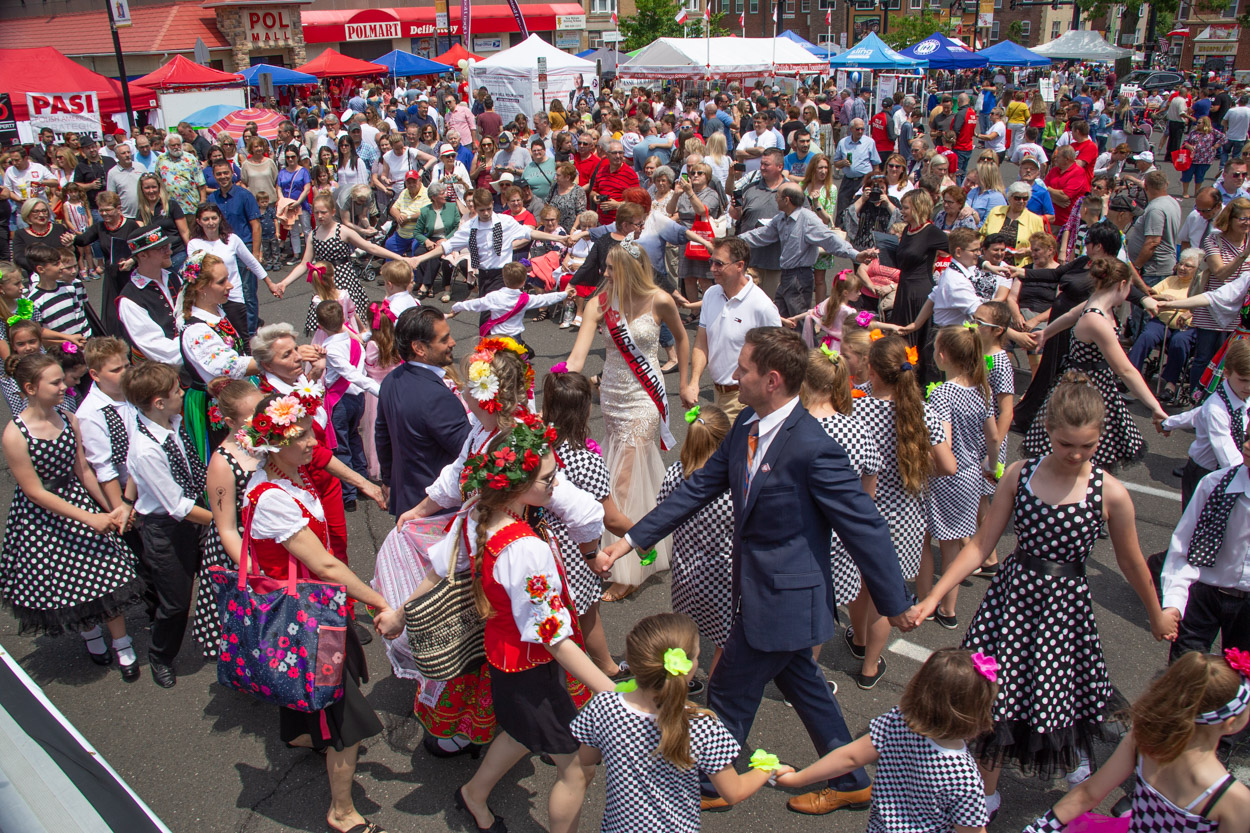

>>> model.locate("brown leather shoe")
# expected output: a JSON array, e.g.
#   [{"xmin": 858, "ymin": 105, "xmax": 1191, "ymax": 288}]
[
  {"xmin": 786, "ymin": 786, "xmax": 872, "ymax": 815},
  {"xmin": 700, "ymin": 796, "xmax": 731, "ymax": 812}
]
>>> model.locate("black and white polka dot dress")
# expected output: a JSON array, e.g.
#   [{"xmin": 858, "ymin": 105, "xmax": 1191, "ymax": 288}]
[
  {"xmin": 570, "ymin": 691, "xmax": 740, "ymax": 833},
  {"xmin": 816, "ymin": 411, "xmax": 883, "ymax": 606},
  {"xmin": 866, "ymin": 707, "xmax": 989, "ymax": 833},
  {"xmin": 307, "ymin": 224, "xmax": 370, "ymax": 334},
  {"xmin": 0, "ymin": 418, "xmax": 143, "ymax": 636},
  {"xmin": 1023, "ymin": 308, "xmax": 1145, "ymax": 469},
  {"xmin": 191, "ymin": 446, "xmax": 250, "ymax": 659},
  {"xmin": 961, "ymin": 457, "xmax": 1112, "ymax": 779},
  {"xmin": 854, "ymin": 396, "xmax": 944, "ymax": 580},
  {"xmin": 925, "ymin": 382, "xmax": 992, "ymax": 541},
  {"xmin": 658, "ymin": 461, "xmax": 733, "ymax": 646},
  {"xmin": 547, "ymin": 440, "xmax": 611, "ymax": 617},
  {"xmin": 983, "ymin": 350, "xmax": 1015, "ymax": 498}
]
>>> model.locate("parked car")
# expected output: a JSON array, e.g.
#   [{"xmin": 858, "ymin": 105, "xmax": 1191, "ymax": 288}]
[{"xmin": 1117, "ymin": 70, "xmax": 1186, "ymax": 95}]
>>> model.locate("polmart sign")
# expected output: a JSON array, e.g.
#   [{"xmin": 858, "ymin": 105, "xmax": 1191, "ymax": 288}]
[
  {"xmin": 913, "ymin": 39, "xmax": 940, "ymax": 56},
  {"xmin": 26, "ymin": 92, "xmax": 101, "ymax": 139}
]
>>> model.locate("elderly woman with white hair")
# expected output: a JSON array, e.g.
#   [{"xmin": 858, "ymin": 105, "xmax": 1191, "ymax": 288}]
[
  {"xmin": 980, "ymin": 180, "xmax": 1048, "ymax": 265},
  {"xmin": 1127, "ymin": 246, "xmax": 1200, "ymax": 399}
]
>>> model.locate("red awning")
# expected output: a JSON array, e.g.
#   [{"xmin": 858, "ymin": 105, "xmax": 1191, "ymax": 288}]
[
  {"xmin": 434, "ymin": 43, "xmax": 485, "ymax": 65},
  {"xmin": 300, "ymin": 3, "xmax": 584, "ymax": 44},
  {"xmin": 295, "ymin": 49, "xmax": 389, "ymax": 78},
  {"xmin": 0, "ymin": 47, "xmax": 158, "ymax": 119},
  {"xmin": 132, "ymin": 55, "xmax": 244, "ymax": 90}
]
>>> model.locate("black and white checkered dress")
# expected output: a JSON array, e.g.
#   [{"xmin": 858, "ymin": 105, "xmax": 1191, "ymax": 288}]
[
  {"xmin": 854, "ymin": 396, "xmax": 944, "ymax": 579},
  {"xmin": 925, "ymin": 382, "xmax": 992, "ymax": 541},
  {"xmin": 962, "ymin": 457, "xmax": 1112, "ymax": 779},
  {"xmin": 548, "ymin": 440, "xmax": 611, "ymax": 616},
  {"xmin": 191, "ymin": 445, "xmax": 250, "ymax": 659},
  {"xmin": 570, "ymin": 691, "xmax": 740, "ymax": 833},
  {"xmin": 658, "ymin": 461, "xmax": 733, "ymax": 646},
  {"xmin": 866, "ymin": 707, "xmax": 989, "ymax": 833},
  {"xmin": 1023, "ymin": 308, "xmax": 1146, "ymax": 469},
  {"xmin": 816, "ymin": 411, "xmax": 883, "ymax": 606},
  {"xmin": 1124, "ymin": 755, "xmax": 1230, "ymax": 833},
  {"xmin": 983, "ymin": 350, "xmax": 1015, "ymax": 498}
]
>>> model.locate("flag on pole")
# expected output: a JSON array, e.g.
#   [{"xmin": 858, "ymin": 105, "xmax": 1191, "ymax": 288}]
[
  {"xmin": 703, "ymin": 4, "xmax": 710, "ymax": 21},
  {"xmin": 675, "ymin": 8, "xmax": 688, "ymax": 23},
  {"xmin": 825, "ymin": 8, "xmax": 831, "ymax": 23},
  {"xmin": 739, "ymin": 11, "xmax": 745, "ymax": 26},
  {"xmin": 771, "ymin": 3, "xmax": 777, "ymax": 23},
  {"xmin": 611, "ymin": 10, "xmax": 617, "ymax": 24}
]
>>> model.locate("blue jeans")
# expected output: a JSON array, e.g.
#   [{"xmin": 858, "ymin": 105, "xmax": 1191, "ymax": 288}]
[
  {"xmin": 384, "ymin": 232, "xmax": 422, "ymax": 256},
  {"xmin": 659, "ymin": 321, "xmax": 674, "ymax": 349},
  {"xmin": 1190, "ymin": 327, "xmax": 1230, "ymax": 387},
  {"xmin": 1181, "ymin": 163, "xmax": 1211, "ymax": 185},
  {"xmin": 1127, "ymin": 319, "xmax": 1197, "ymax": 383},
  {"xmin": 330, "ymin": 392, "xmax": 367, "ymax": 503},
  {"xmin": 242, "ymin": 265, "xmax": 259, "ymax": 336},
  {"xmin": 169, "ymin": 249, "xmax": 187, "ymax": 276},
  {"xmin": 955, "ymin": 149, "xmax": 972, "ymax": 178}
]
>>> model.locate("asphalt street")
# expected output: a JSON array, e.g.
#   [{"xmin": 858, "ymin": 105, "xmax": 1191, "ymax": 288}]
[{"xmin": 0, "ymin": 161, "xmax": 1244, "ymax": 833}]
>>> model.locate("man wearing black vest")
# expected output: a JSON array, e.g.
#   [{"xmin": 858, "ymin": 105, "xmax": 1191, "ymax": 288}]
[{"xmin": 117, "ymin": 229, "xmax": 183, "ymax": 367}]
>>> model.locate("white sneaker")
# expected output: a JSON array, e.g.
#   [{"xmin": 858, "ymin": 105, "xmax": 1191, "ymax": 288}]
[
  {"xmin": 1066, "ymin": 757, "xmax": 1092, "ymax": 786},
  {"xmin": 985, "ymin": 791, "xmax": 1001, "ymax": 817}
]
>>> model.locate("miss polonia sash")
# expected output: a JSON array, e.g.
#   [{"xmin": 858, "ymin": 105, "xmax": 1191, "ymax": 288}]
[{"xmin": 600, "ymin": 294, "xmax": 675, "ymax": 451}]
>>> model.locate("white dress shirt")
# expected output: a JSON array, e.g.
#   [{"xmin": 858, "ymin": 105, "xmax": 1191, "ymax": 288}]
[
  {"xmin": 930, "ymin": 261, "xmax": 983, "ymax": 326},
  {"xmin": 1179, "ymin": 208, "xmax": 1214, "ymax": 250},
  {"xmin": 180, "ymin": 306, "xmax": 251, "ymax": 384},
  {"xmin": 439, "ymin": 212, "xmax": 532, "ymax": 269},
  {"xmin": 1162, "ymin": 465, "xmax": 1250, "ymax": 613},
  {"xmin": 117, "ymin": 270, "xmax": 182, "ymax": 366},
  {"xmin": 744, "ymin": 395, "xmax": 801, "ymax": 480},
  {"xmin": 1162, "ymin": 380, "xmax": 1248, "ymax": 470},
  {"xmin": 699, "ymin": 280, "xmax": 781, "ymax": 385},
  {"xmin": 322, "ymin": 331, "xmax": 380, "ymax": 397},
  {"xmin": 385, "ymin": 289, "xmax": 419, "ymax": 318},
  {"xmin": 451, "ymin": 286, "xmax": 567, "ymax": 337},
  {"xmin": 77, "ymin": 385, "xmax": 138, "ymax": 486},
  {"xmin": 127, "ymin": 413, "xmax": 197, "ymax": 520}
]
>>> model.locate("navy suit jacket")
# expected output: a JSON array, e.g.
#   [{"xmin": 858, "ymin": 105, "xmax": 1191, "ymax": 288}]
[
  {"xmin": 375, "ymin": 362, "xmax": 470, "ymax": 515},
  {"xmin": 630, "ymin": 401, "xmax": 910, "ymax": 654}
]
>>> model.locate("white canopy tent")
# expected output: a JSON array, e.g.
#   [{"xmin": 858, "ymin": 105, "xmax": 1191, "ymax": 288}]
[
  {"xmin": 617, "ymin": 37, "xmax": 828, "ymax": 81},
  {"xmin": 1031, "ymin": 29, "xmax": 1133, "ymax": 62},
  {"xmin": 467, "ymin": 35, "xmax": 597, "ymax": 123}
]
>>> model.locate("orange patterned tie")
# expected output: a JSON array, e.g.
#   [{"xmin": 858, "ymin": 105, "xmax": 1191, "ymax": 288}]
[{"xmin": 744, "ymin": 421, "xmax": 759, "ymax": 496}]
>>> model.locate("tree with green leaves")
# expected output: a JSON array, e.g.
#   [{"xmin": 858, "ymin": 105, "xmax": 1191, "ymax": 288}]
[
  {"xmin": 1075, "ymin": 0, "xmax": 1232, "ymax": 63},
  {"xmin": 877, "ymin": 10, "xmax": 956, "ymax": 50},
  {"xmin": 619, "ymin": 0, "xmax": 731, "ymax": 52},
  {"xmin": 1007, "ymin": 20, "xmax": 1026, "ymax": 45}
]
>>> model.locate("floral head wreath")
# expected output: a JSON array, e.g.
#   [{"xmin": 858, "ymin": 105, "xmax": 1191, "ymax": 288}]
[
  {"xmin": 235, "ymin": 383, "xmax": 325, "ymax": 458},
  {"xmin": 181, "ymin": 249, "xmax": 210, "ymax": 285},
  {"xmin": 466, "ymin": 336, "xmax": 534, "ymax": 414},
  {"xmin": 459, "ymin": 410, "xmax": 558, "ymax": 496}
]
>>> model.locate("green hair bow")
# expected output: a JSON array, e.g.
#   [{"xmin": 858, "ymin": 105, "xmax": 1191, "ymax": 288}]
[
  {"xmin": 7, "ymin": 298, "xmax": 33, "ymax": 328},
  {"xmin": 963, "ymin": 320, "xmax": 979, "ymax": 330},
  {"xmin": 749, "ymin": 749, "xmax": 781, "ymax": 771},
  {"xmin": 684, "ymin": 405, "xmax": 701, "ymax": 424},
  {"xmin": 819, "ymin": 343, "xmax": 841, "ymax": 363},
  {"xmin": 925, "ymin": 381, "xmax": 940, "ymax": 400},
  {"xmin": 984, "ymin": 354, "xmax": 994, "ymax": 374},
  {"xmin": 662, "ymin": 648, "xmax": 693, "ymax": 676},
  {"xmin": 614, "ymin": 678, "xmax": 638, "ymax": 693}
]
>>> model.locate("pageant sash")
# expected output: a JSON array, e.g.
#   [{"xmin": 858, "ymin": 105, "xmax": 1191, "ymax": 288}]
[
  {"xmin": 322, "ymin": 337, "xmax": 364, "ymax": 450},
  {"xmin": 600, "ymin": 295, "xmax": 675, "ymax": 450},
  {"xmin": 480, "ymin": 292, "xmax": 529, "ymax": 337}
]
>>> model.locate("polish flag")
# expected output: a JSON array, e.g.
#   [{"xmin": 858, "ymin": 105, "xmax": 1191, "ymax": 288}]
[
  {"xmin": 771, "ymin": 4, "xmax": 778, "ymax": 23},
  {"xmin": 676, "ymin": 8, "xmax": 689, "ymax": 23},
  {"xmin": 825, "ymin": 8, "xmax": 832, "ymax": 23},
  {"xmin": 611, "ymin": 10, "xmax": 618, "ymax": 24},
  {"xmin": 704, "ymin": 4, "xmax": 710, "ymax": 21},
  {"xmin": 739, "ymin": 11, "xmax": 745, "ymax": 26}
]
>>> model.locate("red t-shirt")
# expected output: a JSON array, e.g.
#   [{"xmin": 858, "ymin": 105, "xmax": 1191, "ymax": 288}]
[
  {"xmin": 477, "ymin": 111, "xmax": 503, "ymax": 139},
  {"xmin": 590, "ymin": 160, "xmax": 641, "ymax": 224},
  {"xmin": 1044, "ymin": 163, "xmax": 1091, "ymax": 227},
  {"xmin": 1071, "ymin": 138, "xmax": 1098, "ymax": 171},
  {"xmin": 870, "ymin": 111, "xmax": 894, "ymax": 155},
  {"xmin": 955, "ymin": 107, "xmax": 977, "ymax": 151},
  {"xmin": 574, "ymin": 152, "xmax": 601, "ymax": 187}
]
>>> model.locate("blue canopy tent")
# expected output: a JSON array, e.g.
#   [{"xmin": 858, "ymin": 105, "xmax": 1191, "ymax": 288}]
[
  {"xmin": 576, "ymin": 49, "xmax": 597, "ymax": 58},
  {"xmin": 372, "ymin": 50, "xmax": 453, "ymax": 76},
  {"xmin": 976, "ymin": 40, "xmax": 1052, "ymax": 67},
  {"xmin": 828, "ymin": 33, "xmax": 926, "ymax": 70},
  {"xmin": 779, "ymin": 29, "xmax": 832, "ymax": 60},
  {"xmin": 238, "ymin": 63, "xmax": 316, "ymax": 87},
  {"xmin": 898, "ymin": 32, "xmax": 987, "ymax": 69}
]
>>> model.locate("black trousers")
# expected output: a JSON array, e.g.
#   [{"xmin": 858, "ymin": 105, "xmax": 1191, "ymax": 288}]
[
  {"xmin": 138, "ymin": 513, "xmax": 204, "ymax": 666},
  {"xmin": 1170, "ymin": 582, "xmax": 1250, "ymax": 662},
  {"xmin": 1181, "ymin": 457, "xmax": 1215, "ymax": 512},
  {"xmin": 476, "ymin": 267, "xmax": 505, "ymax": 329},
  {"xmin": 776, "ymin": 267, "xmax": 815, "ymax": 318}
]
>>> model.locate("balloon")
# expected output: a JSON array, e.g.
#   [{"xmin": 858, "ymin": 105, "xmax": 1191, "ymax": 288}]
[
  {"xmin": 849, "ymin": 71, "xmax": 861, "ymax": 86},
  {"xmin": 468, "ymin": 59, "xmax": 477, "ymax": 67},
  {"xmin": 458, "ymin": 59, "xmax": 468, "ymax": 69}
]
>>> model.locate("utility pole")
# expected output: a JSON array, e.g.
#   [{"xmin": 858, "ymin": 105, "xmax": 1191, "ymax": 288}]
[{"xmin": 104, "ymin": 0, "xmax": 134, "ymax": 132}]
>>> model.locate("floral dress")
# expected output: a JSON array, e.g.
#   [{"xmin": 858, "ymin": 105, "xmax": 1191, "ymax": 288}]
[{"xmin": 811, "ymin": 186, "xmax": 841, "ymax": 271}]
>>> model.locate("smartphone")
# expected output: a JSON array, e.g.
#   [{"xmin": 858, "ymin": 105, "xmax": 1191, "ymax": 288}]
[{"xmin": 681, "ymin": 172, "xmax": 690, "ymax": 181}]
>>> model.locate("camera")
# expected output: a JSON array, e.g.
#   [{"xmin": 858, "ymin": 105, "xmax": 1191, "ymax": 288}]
[{"xmin": 868, "ymin": 188, "xmax": 883, "ymax": 202}]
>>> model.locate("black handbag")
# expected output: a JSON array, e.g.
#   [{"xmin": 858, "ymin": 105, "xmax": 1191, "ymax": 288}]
[{"xmin": 403, "ymin": 516, "xmax": 486, "ymax": 681}]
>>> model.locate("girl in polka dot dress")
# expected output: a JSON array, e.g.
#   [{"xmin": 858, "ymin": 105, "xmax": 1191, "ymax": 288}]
[
  {"xmin": 562, "ymin": 613, "xmax": 784, "ymax": 833},
  {"xmin": 1024, "ymin": 650, "xmax": 1250, "ymax": 833},
  {"xmin": 541, "ymin": 368, "xmax": 633, "ymax": 677},
  {"xmin": 775, "ymin": 648, "xmax": 994, "ymax": 833},
  {"xmin": 914, "ymin": 375, "xmax": 1178, "ymax": 817},
  {"xmin": 800, "ymin": 346, "xmax": 888, "ymax": 689},
  {"xmin": 917, "ymin": 325, "xmax": 998, "ymax": 633},
  {"xmin": 657, "ymin": 404, "xmax": 734, "ymax": 675},
  {"xmin": 975, "ymin": 301, "xmax": 1015, "ymax": 576}
]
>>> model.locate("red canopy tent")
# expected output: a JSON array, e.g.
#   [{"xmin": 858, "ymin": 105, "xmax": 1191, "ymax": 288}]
[
  {"xmin": 0, "ymin": 46, "xmax": 157, "ymax": 120},
  {"xmin": 433, "ymin": 43, "xmax": 484, "ymax": 65},
  {"xmin": 132, "ymin": 55, "xmax": 243, "ymax": 90},
  {"xmin": 295, "ymin": 49, "xmax": 387, "ymax": 78}
]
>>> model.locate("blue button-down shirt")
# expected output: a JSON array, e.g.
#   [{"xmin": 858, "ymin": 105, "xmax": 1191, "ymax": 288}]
[
  {"xmin": 833, "ymin": 135, "xmax": 880, "ymax": 178},
  {"xmin": 209, "ymin": 184, "xmax": 260, "ymax": 246}
]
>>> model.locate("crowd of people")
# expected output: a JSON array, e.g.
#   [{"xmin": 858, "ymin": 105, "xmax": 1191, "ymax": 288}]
[{"xmin": 2, "ymin": 64, "xmax": 1250, "ymax": 833}]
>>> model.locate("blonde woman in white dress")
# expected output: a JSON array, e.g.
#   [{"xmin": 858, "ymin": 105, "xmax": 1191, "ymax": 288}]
[{"xmin": 565, "ymin": 239, "xmax": 689, "ymax": 600}]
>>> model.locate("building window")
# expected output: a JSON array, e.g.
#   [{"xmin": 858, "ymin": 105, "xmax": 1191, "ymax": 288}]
[
  {"xmin": 1223, "ymin": 0, "xmax": 1239, "ymax": 17},
  {"xmin": 855, "ymin": 0, "xmax": 875, "ymax": 8},
  {"xmin": 685, "ymin": 0, "xmax": 699, "ymax": 10},
  {"xmin": 817, "ymin": 32, "xmax": 836, "ymax": 44},
  {"xmin": 736, "ymin": 0, "xmax": 744, "ymax": 9},
  {"xmin": 818, "ymin": 0, "xmax": 835, "ymax": 8},
  {"xmin": 591, "ymin": 0, "xmax": 612, "ymax": 11},
  {"xmin": 993, "ymin": 0, "xmax": 1001, "ymax": 7},
  {"xmin": 1177, "ymin": 1, "xmax": 1190, "ymax": 19},
  {"xmin": 929, "ymin": 0, "xmax": 940, "ymax": 9},
  {"xmin": 750, "ymin": 0, "xmax": 759, "ymax": 12},
  {"xmin": 785, "ymin": 0, "xmax": 795, "ymax": 14},
  {"xmin": 1019, "ymin": 20, "xmax": 1029, "ymax": 37},
  {"xmin": 990, "ymin": 20, "xmax": 1000, "ymax": 40},
  {"xmin": 910, "ymin": 0, "xmax": 922, "ymax": 8},
  {"xmin": 801, "ymin": 0, "xmax": 811, "ymax": 11}
]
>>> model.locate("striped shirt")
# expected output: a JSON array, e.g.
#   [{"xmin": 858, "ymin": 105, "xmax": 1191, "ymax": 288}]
[
  {"xmin": 1198, "ymin": 231, "xmax": 1249, "ymax": 332},
  {"xmin": 29, "ymin": 279, "xmax": 90, "ymax": 337}
]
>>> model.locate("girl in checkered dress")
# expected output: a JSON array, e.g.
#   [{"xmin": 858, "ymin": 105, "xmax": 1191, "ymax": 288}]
[
  {"xmin": 840, "ymin": 323, "xmax": 874, "ymax": 397},
  {"xmin": 541, "ymin": 368, "xmax": 632, "ymax": 677},
  {"xmin": 800, "ymin": 346, "xmax": 888, "ymax": 689},
  {"xmin": 1024, "ymin": 651, "xmax": 1250, "ymax": 833},
  {"xmin": 657, "ymin": 404, "xmax": 733, "ymax": 670},
  {"xmin": 917, "ymin": 325, "xmax": 998, "ymax": 632},
  {"xmin": 776, "ymin": 648, "xmax": 994, "ymax": 833},
  {"xmin": 563, "ymin": 613, "xmax": 781, "ymax": 833},
  {"xmin": 913, "ymin": 375, "xmax": 1176, "ymax": 817},
  {"xmin": 975, "ymin": 302, "xmax": 1015, "ymax": 576}
]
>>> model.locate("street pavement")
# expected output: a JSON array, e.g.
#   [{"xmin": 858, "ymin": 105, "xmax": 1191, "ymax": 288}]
[{"xmin": 0, "ymin": 161, "xmax": 1244, "ymax": 833}]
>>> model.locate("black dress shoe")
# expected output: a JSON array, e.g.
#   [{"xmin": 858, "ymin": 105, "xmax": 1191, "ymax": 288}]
[
  {"xmin": 453, "ymin": 787, "xmax": 507, "ymax": 832},
  {"xmin": 844, "ymin": 626, "xmax": 866, "ymax": 660},
  {"xmin": 343, "ymin": 499, "xmax": 358, "ymax": 513},
  {"xmin": 119, "ymin": 660, "xmax": 140, "ymax": 682},
  {"xmin": 353, "ymin": 621, "xmax": 373, "ymax": 645},
  {"xmin": 423, "ymin": 734, "xmax": 481, "ymax": 759},
  {"xmin": 86, "ymin": 644, "xmax": 113, "ymax": 666},
  {"xmin": 150, "ymin": 661, "xmax": 177, "ymax": 688}
]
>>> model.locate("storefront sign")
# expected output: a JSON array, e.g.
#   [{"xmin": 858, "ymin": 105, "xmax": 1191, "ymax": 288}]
[
  {"xmin": 555, "ymin": 32, "xmax": 580, "ymax": 48},
  {"xmin": 248, "ymin": 10, "xmax": 297, "ymax": 45},
  {"xmin": 434, "ymin": 0, "xmax": 450, "ymax": 33},
  {"xmin": 557, "ymin": 14, "xmax": 586, "ymax": 30},
  {"xmin": 345, "ymin": 21, "xmax": 401, "ymax": 40},
  {"xmin": 1194, "ymin": 25, "xmax": 1239, "ymax": 57},
  {"xmin": 474, "ymin": 36, "xmax": 503, "ymax": 51},
  {"xmin": 26, "ymin": 92, "xmax": 100, "ymax": 139}
]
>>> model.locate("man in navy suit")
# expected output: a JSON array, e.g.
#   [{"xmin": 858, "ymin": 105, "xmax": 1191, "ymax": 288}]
[
  {"xmin": 598, "ymin": 327, "xmax": 919, "ymax": 815},
  {"xmin": 375, "ymin": 307, "xmax": 470, "ymax": 516}
]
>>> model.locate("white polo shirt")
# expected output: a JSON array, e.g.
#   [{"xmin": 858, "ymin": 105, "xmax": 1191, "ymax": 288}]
[{"xmin": 699, "ymin": 279, "xmax": 781, "ymax": 385}]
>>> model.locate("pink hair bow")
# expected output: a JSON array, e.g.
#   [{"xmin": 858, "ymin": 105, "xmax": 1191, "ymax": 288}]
[
  {"xmin": 971, "ymin": 652, "xmax": 999, "ymax": 683},
  {"xmin": 549, "ymin": 361, "xmax": 568, "ymax": 374},
  {"xmin": 855, "ymin": 310, "xmax": 876, "ymax": 327},
  {"xmin": 835, "ymin": 268, "xmax": 853, "ymax": 282},
  {"xmin": 369, "ymin": 300, "xmax": 396, "ymax": 330},
  {"xmin": 305, "ymin": 263, "xmax": 326, "ymax": 285},
  {"xmin": 1227, "ymin": 647, "xmax": 1250, "ymax": 677}
]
